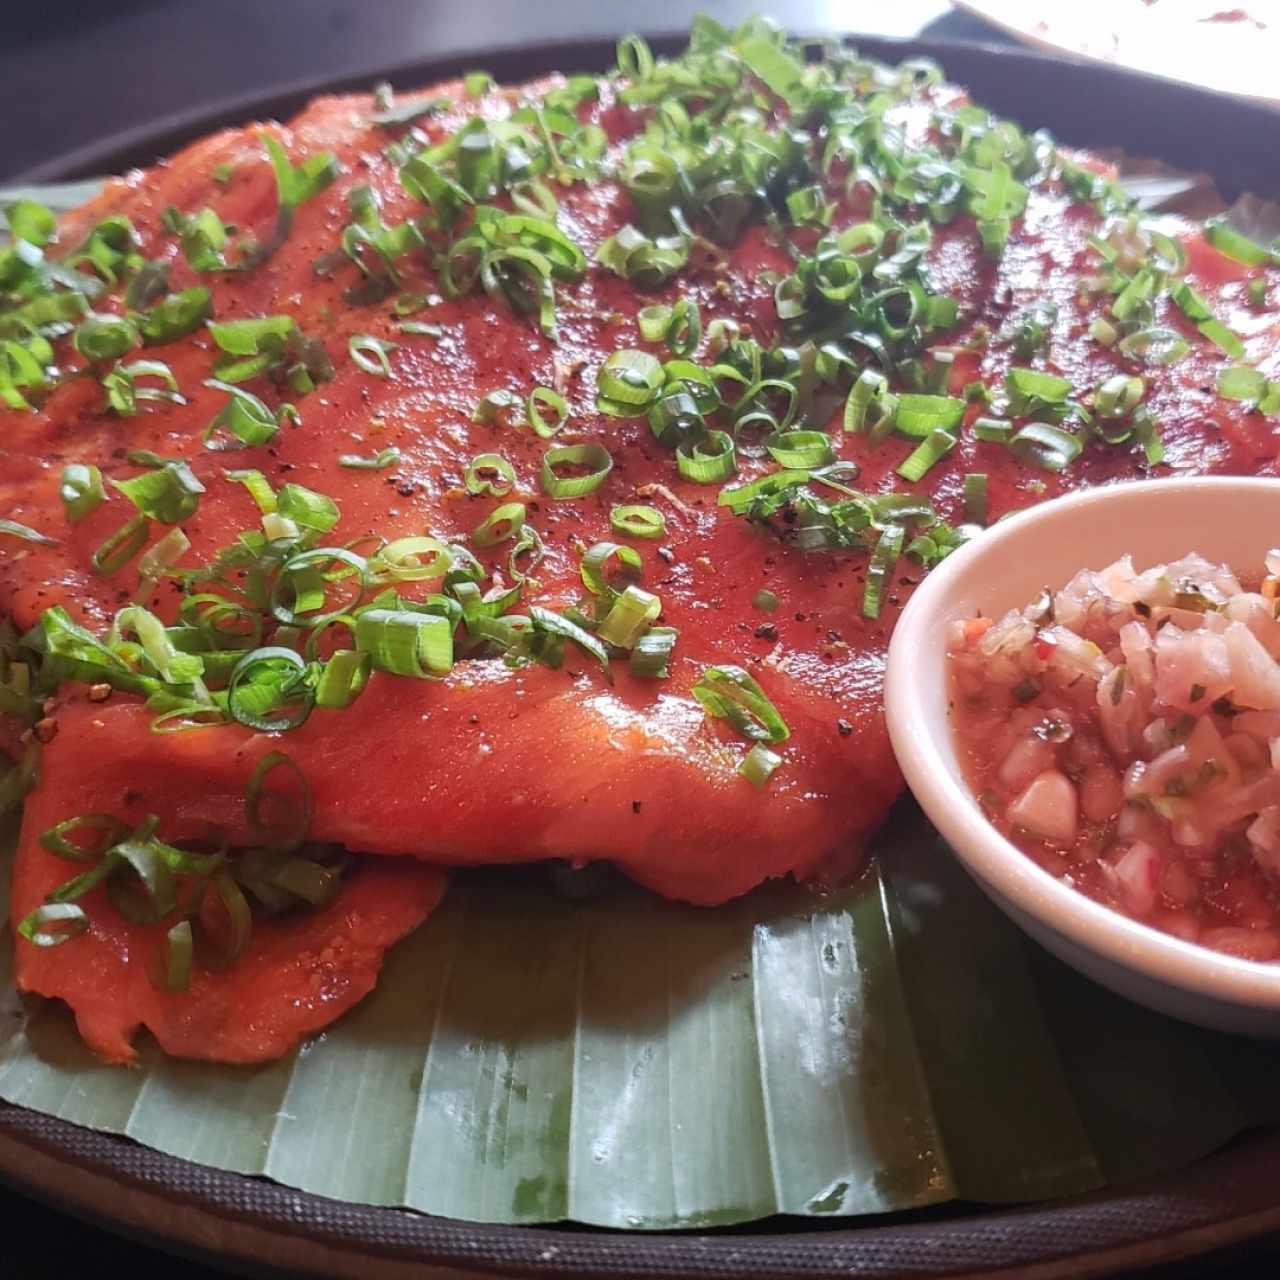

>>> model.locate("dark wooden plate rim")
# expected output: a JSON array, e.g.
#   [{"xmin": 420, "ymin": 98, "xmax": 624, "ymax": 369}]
[{"xmin": 5, "ymin": 31, "xmax": 1280, "ymax": 1278}]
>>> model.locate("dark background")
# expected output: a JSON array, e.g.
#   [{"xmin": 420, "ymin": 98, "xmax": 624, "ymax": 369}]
[{"xmin": 2, "ymin": 1, "xmax": 1277, "ymax": 1276}]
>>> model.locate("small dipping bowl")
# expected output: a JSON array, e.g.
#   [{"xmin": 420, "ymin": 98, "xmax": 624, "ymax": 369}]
[{"xmin": 885, "ymin": 476, "xmax": 1280, "ymax": 1036}]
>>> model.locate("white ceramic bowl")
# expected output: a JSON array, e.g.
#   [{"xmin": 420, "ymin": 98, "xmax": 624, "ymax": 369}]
[{"xmin": 885, "ymin": 476, "xmax": 1280, "ymax": 1036}]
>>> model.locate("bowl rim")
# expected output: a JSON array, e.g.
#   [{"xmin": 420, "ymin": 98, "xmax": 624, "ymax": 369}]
[{"xmin": 885, "ymin": 475, "xmax": 1280, "ymax": 1014}]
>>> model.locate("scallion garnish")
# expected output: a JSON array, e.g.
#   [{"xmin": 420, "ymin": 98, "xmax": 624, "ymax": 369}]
[
  {"xmin": 893, "ymin": 393, "xmax": 965, "ymax": 438},
  {"xmin": 91, "ymin": 514, "xmax": 150, "ymax": 575},
  {"xmin": 692, "ymin": 665, "xmax": 790, "ymax": 743},
  {"xmin": 73, "ymin": 314, "xmax": 139, "ymax": 363},
  {"xmin": 349, "ymin": 334, "xmax": 398, "ymax": 377},
  {"xmin": 963, "ymin": 473, "xmax": 988, "ymax": 526},
  {"xmin": 630, "ymin": 625, "xmax": 676, "ymax": 678},
  {"xmin": 609, "ymin": 504, "xmax": 666, "ymax": 540},
  {"xmin": 472, "ymin": 389, "xmax": 524, "ymax": 426},
  {"xmin": 472, "ymin": 501, "xmax": 526, "ymax": 547},
  {"xmin": 863, "ymin": 524, "xmax": 904, "ymax": 620},
  {"xmin": 1009, "ymin": 422, "xmax": 1083, "ymax": 472},
  {"xmin": 676, "ymin": 431, "xmax": 736, "ymax": 483},
  {"xmin": 597, "ymin": 585, "xmax": 661, "ymax": 648},
  {"xmin": 139, "ymin": 287, "xmax": 213, "ymax": 344},
  {"xmin": 0, "ymin": 518, "xmax": 58, "ymax": 547},
  {"xmin": 356, "ymin": 609, "xmax": 453, "ymax": 678},
  {"xmin": 227, "ymin": 647, "xmax": 315, "ymax": 731},
  {"xmin": 896, "ymin": 428, "xmax": 956, "ymax": 482},
  {"xmin": 540, "ymin": 442, "xmax": 613, "ymax": 499},
  {"xmin": 580, "ymin": 541, "xmax": 643, "ymax": 599},
  {"xmin": 765, "ymin": 430, "xmax": 835, "ymax": 469},
  {"xmin": 596, "ymin": 350, "xmax": 665, "ymax": 417},
  {"xmin": 739, "ymin": 742, "xmax": 782, "ymax": 789},
  {"xmin": 101, "ymin": 358, "xmax": 184, "ymax": 415},
  {"xmin": 203, "ymin": 380, "xmax": 297, "ymax": 450},
  {"xmin": 527, "ymin": 386, "xmax": 569, "ymax": 437},
  {"xmin": 338, "ymin": 446, "xmax": 401, "ymax": 469},
  {"xmin": 1204, "ymin": 215, "xmax": 1271, "ymax": 267},
  {"xmin": 58, "ymin": 464, "xmax": 106, "ymax": 524},
  {"xmin": 113, "ymin": 460, "xmax": 205, "ymax": 523},
  {"xmin": 276, "ymin": 483, "xmax": 340, "ymax": 533}
]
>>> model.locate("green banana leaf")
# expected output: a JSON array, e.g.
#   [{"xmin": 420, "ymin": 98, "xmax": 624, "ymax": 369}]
[{"xmin": 2, "ymin": 802, "xmax": 1275, "ymax": 1229}]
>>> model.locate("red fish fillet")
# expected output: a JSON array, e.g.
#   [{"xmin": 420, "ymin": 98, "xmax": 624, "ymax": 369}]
[{"xmin": 4, "ymin": 69, "xmax": 1279, "ymax": 955}]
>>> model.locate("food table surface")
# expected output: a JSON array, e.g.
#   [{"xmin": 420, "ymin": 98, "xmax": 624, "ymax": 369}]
[{"xmin": 0, "ymin": 2, "xmax": 1275, "ymax": 1277}]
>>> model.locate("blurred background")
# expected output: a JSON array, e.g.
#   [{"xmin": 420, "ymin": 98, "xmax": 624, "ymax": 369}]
[{"xmin": 2, "ymin": 0, "xmax": 977, "ymax": 181}]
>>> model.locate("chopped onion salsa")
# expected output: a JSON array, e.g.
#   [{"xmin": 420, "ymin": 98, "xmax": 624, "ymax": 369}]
[
  {"xmin": 950, "ymin": 553, "xmax": 1280, "ymax": 962},
  {"xmin": 1, "ymin": 14, "xmax": 1278, "ymax": 1057}
]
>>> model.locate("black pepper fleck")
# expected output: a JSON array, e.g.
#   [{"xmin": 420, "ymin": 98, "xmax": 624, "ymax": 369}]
[{"xmin": 837, "ymin": 719, "xmax": 853, "ymax": 737}]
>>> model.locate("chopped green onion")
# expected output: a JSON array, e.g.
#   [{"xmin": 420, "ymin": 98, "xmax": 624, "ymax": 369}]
[
  {"xmin": 502, "ymin": 524, "xmax": 542, "ymax": 586},
  {"xmin": 843, "ymin": 369, "xmax": 894, "ymax": 434},
  {"xmin": 92, "ymin": 514, "xmax": 150, "ymax": 575},
  {"xmin": 893, "ymin": 393, "xmax": 965, "ymax": 438},
  {"xmin": 17, "ymin": 902, "xmax": 89, "ymax": 948},
  {"xmin": 276, "ymin": 483, "xmax": 339, "ymax": 533},
  {"xmin": 356, "ymin": 608, "xmax": 453, "ymax": 678},
  {"xmin": 540, "ymin": 442, "xmax": 613, "ymax": 499},
  {"xmin": 102, "ymin": 358, "xmax": 184, "ymax": 415},
  {"xmin": 1005, "ymin": 366, "xmax": 1071, "ymax": 411},
  {"xmin": 136, "ymin": 527, "xmax": 191, "ymax": 583},
  {"xmin": 113, "ymin": 460, "xmax": 205, "ymax": 523},
  {"xmin": 1116, "ymin": 327, "xmax": 1188, "ymax": 364},
  {"xmin": 159, "ymin": 920, "xmax": 193, "ymax": 992},
  {"xmin": 630, "ymin": 625, "xmax": 676, "ymax": 678},
  {"xmin": 963, "ymin": 473, "xmax": 988, "ymax": 526},
  {"xmin": 369, "ymin": 536, "xmax": 452, "ymax": 583},
  {"xmin": 753, "ymin": 589, "xmax": 779, "ymax": 614},
  {"xmin": 609, "ymin": 504, "xmax": 666, "ymax": 539},
  {"xmin": 1217, "ymin": 365, "xmax": 1267, "ymax": 404},
  {"xmin": 246, "ymin": 749, "xmax": 314, "ymax": 850},
  {"xmin": 581, "ymin": 541, "xmax": 643, "ymax": 597},
  {"xmin": 692, "ymin": 664, "xmax": 789, "ymax": 743},
  {"xmin": 315, "ymin": 648, "xmax": 370, "ymax": 709},
  {"xmin": 1204, "ymin": 215, "xmax": 1270, "ymax": 267},
  {"xmin": 1198, "ymin": 318, "xmax": 1245, "ymax": 360},
  {"xmin": 139, "ymin": 287, "xmax": 213, "ymax": 344},
  {"xmin": 464, "ymin": 452, "xmax": 516, "ymax": 496},
  {"xmin": 529, "ymin": 605, "xmax": 610, "ymax": 673},
  {"xmin": 597, "ymin": 585, "xmax": 661, "ymax": 648},
  {"xmin": 896, "ymin": 428, "xmax": 957, "ymax": 482},
  {"xmin": 765, "ymin": 430, "xmax": 834, "ymax": 468},
  {"xmin": 1095, "ymin": 374, "xmax": 1145, "ymax": 417},
  {"xmin": 269, "ymin": 546, "xmax": 367, "ymax": 625},
  {"xmin": 1010, "ymin": 422, "xmax": 1083, "ymax": 472},
  {"xmin": 338, "ymin": 446, "xmax": 401, "ymax": 469},
  {"xmin": 676, "ymin": 430, "xmax": 736, "ymax": 483},
  {"xmin": 863, "ymin": 523, "xmax": 904, "ymax": 620},
  {"xmin": 973, "ymin": 416, "xmax": 1012, "ymax": 443},
  {"xmin": 349, "ymin": 334, "xmax": 397, "ymax": 377},
  {"xmin": 472, "ymin": 389, "xmax": 523, "ymax": 426},
  {"xmin": 228, "ymin": 648, "xmax": 315, "ymax": 731},
  {"xmin": 637, "ymin": 304, "xmax": 673, "ymax": 342},
  {"xmin": 1, "ymin": 517, "xmax": 58, "ymax": 546},
  {"xmin": 59, "ymin": 464, "xmax": 106, "ymax": 524},
  {"xmin": 596, "ymin": 350, "xmax": 665, "ymax": 416},
  {"xmin": 666, "ymin": 297, "xmax": 702, "ymax": 357},
  {"xmin": 739, "ymin": 742, "xmax": 782, "ymax": 789},
  {"xmin": 74, "ymin": 314, "xmax": 139, "ymax": 363},
  {"xmin": 203, "ymin": 379, "xmax": 294, "ymax": 450},
  {"xmin": 527, "ymin": 386, "xmax": 569, "ymax": 438},
  {"xmin": 472, "ymin": 501, "xmax": 526, "ymax": 547},
  {"xmin": 224, "ymin": 468, "xmax": 277, "ymax": 513},
  {"xmin": 1090, "ymin": 316, "xmax": 1118, "ymax": 347},
  {"xmin": 39, "ymin": 813, "xmax": 129, "ymax": 862},
  {"xmin": 464, "ymin": 70, "xmax": 494, "ymax": 96}
]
